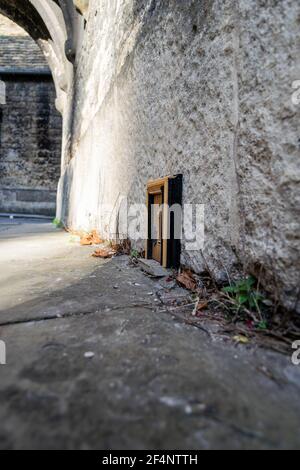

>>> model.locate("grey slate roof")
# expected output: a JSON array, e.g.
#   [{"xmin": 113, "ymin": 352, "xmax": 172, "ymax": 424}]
[{"xmin": 0, "ymin": 36, "xmax": 50, "ymax": 72}]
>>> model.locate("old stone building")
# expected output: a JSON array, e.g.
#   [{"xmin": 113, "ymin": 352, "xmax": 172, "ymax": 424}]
[
  {"xmin": 0, "ymin": 14, "xmax": 61, "ymax": 215},
  {"xmin": 0, "ymin": 1, "xmax": 299, "ymax": 311}
]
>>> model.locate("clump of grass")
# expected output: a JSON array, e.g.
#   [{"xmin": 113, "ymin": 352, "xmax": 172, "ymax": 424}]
[
  {"xmin": 221, "ymin": 276, "xmax": 268, "ymax": 327},
  {"xmin": 130, "ymin": 249, "xmax": 140, "ymax": 260},
  {"xmin": 222, "ymin": 276, "xmax": 264, "ymax": 311},
  {"xmin": 52, "ymin": 218, "xmax": 64, "ymax": 229}
]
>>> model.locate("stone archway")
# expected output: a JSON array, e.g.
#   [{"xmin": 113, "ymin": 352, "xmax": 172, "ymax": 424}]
[
  {"xmin": 0, "ymin": 1, "xmax": 88, "ymax": 217},
  {"xmin": 0, "ymin": 0, "xmax": 84, "ymax": 114}
]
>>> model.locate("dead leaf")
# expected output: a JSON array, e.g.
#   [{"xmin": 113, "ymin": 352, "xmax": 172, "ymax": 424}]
[
  {"xmin": 176, "ymin": 270, "xmax": 198, "ymax": 292},
  {"xmin": 197, "ymin": 301, "xmax": 209, "ymax": 311},
  {"xmin": 119, "ymin": 239, "xmax": 131, "ymax": 255},
  {"xmin": 110, "ymin": 243, "xmax": 123, "ymax": 253},
  {"xmin": 233, "ymin": 335, "xmax": 249, "ymax": 344},
  {"xmin": 80, "ymin": 230, "xmax": 104, "ymax": 246},
  {"xmin": 80, "ymin": 235, "xmax": 93, "ymax": 246},
  {"xmin": 91, "ymin": 230, "xmax": 103, "ymax": 245},
  {"xmin": 92, "ymin": 248, "xmax": 116, "ymax": 259},
  {"xmin": 192, "ymin": 300, "xmax": 209, "ymax": 317}
]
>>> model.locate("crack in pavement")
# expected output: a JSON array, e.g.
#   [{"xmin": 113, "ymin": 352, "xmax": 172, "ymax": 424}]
[{"xmin": 0, "ymin": 303, "xmax": 155, "ymax": 328}]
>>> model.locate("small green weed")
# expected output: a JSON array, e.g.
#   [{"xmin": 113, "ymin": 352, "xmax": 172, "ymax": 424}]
[
  {"xmin": 130, "ymin": 249, "xmax": 140, "ymax": 259},
  {"xmin": 52, "ymin": 218, "xmax": 64, "ymax": 229},
  {"xmin": 221, "ymin": 276, "xmax": 266, "ymax": 325}
]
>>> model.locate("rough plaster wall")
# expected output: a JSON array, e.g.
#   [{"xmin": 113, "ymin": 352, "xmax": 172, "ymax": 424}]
[
  {"xmin": 237, "ymin": 0, "xmax": 300, "ymax": 308},
  {"xmin": 0, "ymin": 80, "xmax": 62, "ymax": 213},
  {"xmin": 60, "ymin": 0, "xmax": 300, "ymax": 308}
]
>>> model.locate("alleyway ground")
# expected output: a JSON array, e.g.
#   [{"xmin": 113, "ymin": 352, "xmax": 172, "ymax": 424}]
[{"xmin": 0, "ymin": 218, "xmax": 299, "ymax": 450}]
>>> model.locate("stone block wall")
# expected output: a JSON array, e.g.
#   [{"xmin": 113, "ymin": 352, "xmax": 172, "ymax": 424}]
[
  {"xmin": 0, "ymin": 13, "xmax": 62, "ymax": 216},
  {"xmin": 59, "ymin": 0, "xmax": 300, "ymax": 309},
  {"xmin": 0, "ymin": 77, "xmax": 62, "ymax": 215}
]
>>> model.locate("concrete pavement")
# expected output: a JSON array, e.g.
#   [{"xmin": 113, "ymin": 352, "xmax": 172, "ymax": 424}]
[{"xmin": 0, "ymin": 219, "xmax": 300, "ymax": 450}]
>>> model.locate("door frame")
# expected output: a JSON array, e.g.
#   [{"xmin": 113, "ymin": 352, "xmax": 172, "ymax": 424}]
[{"xmin": 146, "ymin": 174, "xmax": 182, "ymax": 269}]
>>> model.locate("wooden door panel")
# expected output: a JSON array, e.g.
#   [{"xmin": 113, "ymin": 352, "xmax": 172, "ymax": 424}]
[
  {"xmin": 152, "ymin": 193, "xmax": 163, "ymax": 263},
  {"xmin": 146, "ymin": 174, "xmax": 182, "ymax": 269}
]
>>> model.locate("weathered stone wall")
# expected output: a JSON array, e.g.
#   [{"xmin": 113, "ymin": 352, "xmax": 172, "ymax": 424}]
[
  {"xmin": 0, "ymin": 78, "xmax": 62, "ymax": 215},
  {"xmin": 0, "ymin": 14, "xmax": 62, "ymax": 216},
  {"xmin": 237, "ymin": 0, "xmax": 300, "ymax": 308},
  {"xmin": 59, "ymin": 0, "xmax": 300, "ymax": 309}
]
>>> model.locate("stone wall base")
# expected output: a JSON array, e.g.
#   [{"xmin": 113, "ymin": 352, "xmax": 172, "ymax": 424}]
[{"xmin": 0, "ymin": 187, "xmax": 56, "ymax": 216}]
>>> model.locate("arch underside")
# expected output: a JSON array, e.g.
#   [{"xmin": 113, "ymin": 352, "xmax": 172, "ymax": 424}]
[{"xmin": 0, "ymin": 0, "xmax": 85, "ymax": 113}]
